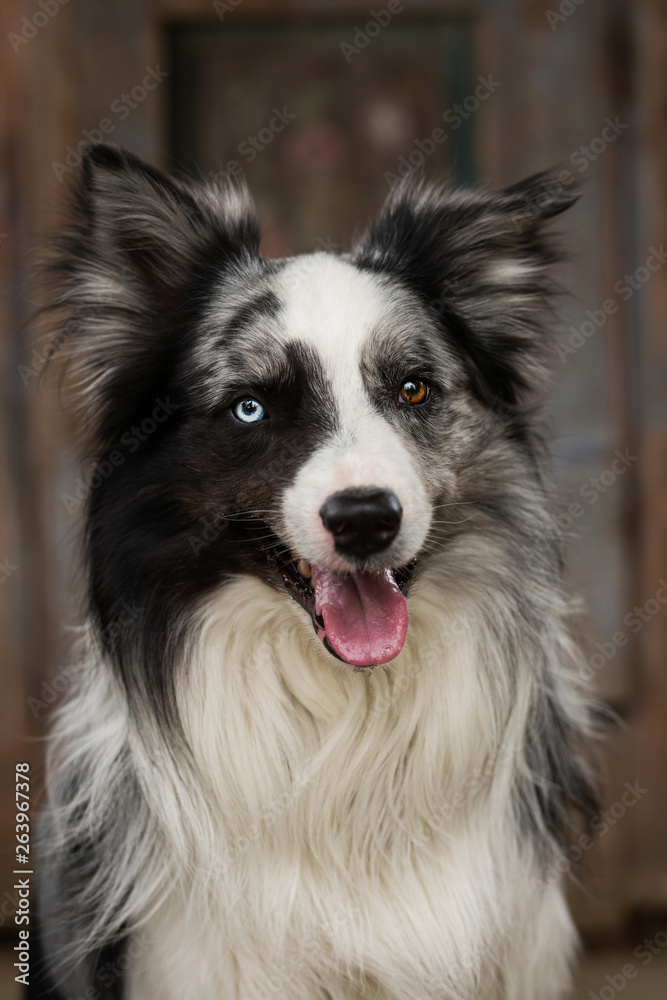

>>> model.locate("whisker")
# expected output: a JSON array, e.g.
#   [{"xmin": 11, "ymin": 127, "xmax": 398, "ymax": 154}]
[
  {"xmin": 216, "ymin": 533, "xmax": 281, "ymax": 545},
  {"xmin": 430, "ymin": 512, "xmax": 479, "ymax": 526},
  {"xmin": 430, "ymin": 500, "xmax": 479, "ymax": 511}
]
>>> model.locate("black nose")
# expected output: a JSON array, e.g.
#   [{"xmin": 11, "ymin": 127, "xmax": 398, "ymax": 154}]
[{"xmin": 319, "ymin": 488, "xmax": 402, "ymax": 560}]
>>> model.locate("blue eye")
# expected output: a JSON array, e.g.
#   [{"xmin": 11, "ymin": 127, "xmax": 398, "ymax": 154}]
[{"xmin": 233, "ymin": 399, "xmax": 265, "ymax": 423}]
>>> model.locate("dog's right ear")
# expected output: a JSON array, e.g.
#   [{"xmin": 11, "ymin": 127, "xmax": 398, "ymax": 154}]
[
  {"xmin": 41, "ymin": 144, "xmax": 259, "ymax": 448},
  {"xmin": 74, "ymin": 144, "xmax": 260, "ymax": 299}
]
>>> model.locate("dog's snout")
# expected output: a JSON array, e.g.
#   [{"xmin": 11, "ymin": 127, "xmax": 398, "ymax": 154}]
[{"xmin": 319, "ymin": 488, "xmax": 402, "ymax": 559}]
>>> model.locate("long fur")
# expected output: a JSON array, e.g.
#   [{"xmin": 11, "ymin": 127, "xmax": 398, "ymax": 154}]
[{"xmin": 36, "ymin": 145, "xmax": 598, "ymax": 1000}]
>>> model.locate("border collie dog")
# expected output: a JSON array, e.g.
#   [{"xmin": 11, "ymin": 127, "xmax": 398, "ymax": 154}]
[{"xmin": 37, "ymin": 145, "xmax": 598, "ymax": 1000}]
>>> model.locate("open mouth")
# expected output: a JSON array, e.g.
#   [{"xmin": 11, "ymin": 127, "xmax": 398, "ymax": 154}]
[{"xmin": 266, "ymin": 548, "xmax": 417, "ymax": 670}]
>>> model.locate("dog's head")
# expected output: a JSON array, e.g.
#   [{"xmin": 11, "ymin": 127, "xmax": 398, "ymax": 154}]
[{"xmin": 46, "ymin": 145, "xmax": 577, "ymax": 702}]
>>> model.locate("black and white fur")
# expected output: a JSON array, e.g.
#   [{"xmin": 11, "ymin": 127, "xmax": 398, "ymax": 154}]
[{"xmin": 36, "ymin": 145, "xmax": 598, "ymax": 1000}]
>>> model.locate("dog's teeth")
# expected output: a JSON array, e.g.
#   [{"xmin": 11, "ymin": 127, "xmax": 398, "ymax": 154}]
[{"xmin": 297, "ymin": 559, "xmax": 312, "ymax": 579}]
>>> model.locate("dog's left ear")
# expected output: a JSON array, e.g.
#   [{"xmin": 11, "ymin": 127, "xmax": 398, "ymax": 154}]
[{"xmin": 354, "ymin": 171, "xmax": 580, "ymax": 409}]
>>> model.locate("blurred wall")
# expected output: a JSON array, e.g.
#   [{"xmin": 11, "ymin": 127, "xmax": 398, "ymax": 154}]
[{"xmin": 0, "ymin": 0, "xmax": 666, "ymax": 956}]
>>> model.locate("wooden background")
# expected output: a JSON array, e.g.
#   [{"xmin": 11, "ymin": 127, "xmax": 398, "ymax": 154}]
[{"xmin": 0, "ymin": 0, "xmax": 666, "ymax": 973}]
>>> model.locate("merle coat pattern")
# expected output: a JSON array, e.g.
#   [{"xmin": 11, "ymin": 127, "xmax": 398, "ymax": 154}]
[{"xmin": 34, "ymin": 145, "xmax": 598, "ymax": 1000}]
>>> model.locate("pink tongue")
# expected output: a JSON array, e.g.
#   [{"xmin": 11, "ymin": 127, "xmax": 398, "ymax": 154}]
[{"xmin": 311, "ymin": 566, "xmax": 408, "ymax": 666}]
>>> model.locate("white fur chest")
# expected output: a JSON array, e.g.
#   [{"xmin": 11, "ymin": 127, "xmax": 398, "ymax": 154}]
[{"xmin": 124, "ymin": 576, "xmax": 576, "ymax": 1000}]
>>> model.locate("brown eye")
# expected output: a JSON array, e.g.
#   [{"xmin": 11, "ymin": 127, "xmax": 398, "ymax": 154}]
[{"xmin": 398, "ymin": 379, "xmax": 429, "ymax": 405}]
